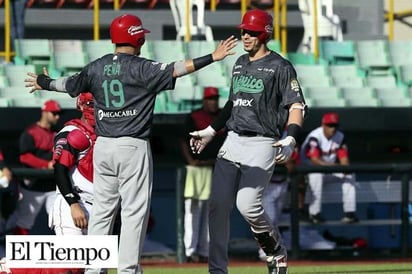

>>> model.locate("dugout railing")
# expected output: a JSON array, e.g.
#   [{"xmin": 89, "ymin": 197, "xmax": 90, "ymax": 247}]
[
  {"xmin": 175, "ymin": 163, "xmax": 412, "ymax": 262},
  {"xmin": 8, "ymin": 163, "xmax": 412, "ymax": 262},
  {"xmin": 287, "ymin": 163, "xmax": 412, "ymax": 260}
]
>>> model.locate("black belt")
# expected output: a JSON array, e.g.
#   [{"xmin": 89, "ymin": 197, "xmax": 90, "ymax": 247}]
[{"xmin": 236, "ymin": 130, "xmax": 273, "ymax": 138}]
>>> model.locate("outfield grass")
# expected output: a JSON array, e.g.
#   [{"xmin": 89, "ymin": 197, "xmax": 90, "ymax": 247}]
[{"xmin": 138, "ymin": 262, "xmax": 412, "ymax": 274}]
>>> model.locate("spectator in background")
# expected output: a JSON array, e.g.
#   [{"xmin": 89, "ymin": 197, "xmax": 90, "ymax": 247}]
[
  {"xmin": 300, "ymin": 112, "xmax": 358, "ymax": 224},
  {"xmin": 13, "ymin": 100, "xmax": 61, "ymax": 235},
  {"xmin": 179, "ymin": 86, "xmax": 227, "ymax": 263},
  {"xmin": 11, "ymin": 0, "xmax": 28, "ymax": 41},
  {"xmin": 49, "ymin": 93, "xmax": 95, "ymax": 236}
]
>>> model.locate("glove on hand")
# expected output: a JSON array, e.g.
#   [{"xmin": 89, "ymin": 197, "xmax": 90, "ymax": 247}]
[
  {"xmin": 189, "ymin": 125, "xmax": 216, "ymax": 154},
  {"xmin": 273, "ymin": 136, "xmax": 296, "ymax": 164}
]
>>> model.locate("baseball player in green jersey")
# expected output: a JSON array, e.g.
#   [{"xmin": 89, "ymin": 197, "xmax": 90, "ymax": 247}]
[
  {"xmin": 25, "ymin": 13, "xmax": 237, "ymax": 274},
  {"xmin": 190, "ymin": 9, "xmax": 306, "ymax": 274}
]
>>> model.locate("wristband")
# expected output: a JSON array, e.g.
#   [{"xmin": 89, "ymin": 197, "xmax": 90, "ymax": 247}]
[
  {"xmin": 287, "ymin": 123, "xmax": 301, "ymax": 140},
  {"xmin": 193, "ymin": 54, "xmax": 214, "ymax": 70},
  {"xmin": 37, "ymin": 74, "xmax": 53, "ymax": 90},
  {"xmin": 64, "ymin": 193, "xmax": 80, "ymax": 206}
]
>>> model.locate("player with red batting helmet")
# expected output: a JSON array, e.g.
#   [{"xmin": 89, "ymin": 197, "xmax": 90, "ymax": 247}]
[
  {"xmin": 189, "ymin": 9, "xmax": 306, "ymax": 274},
  {"xmin": 26, "ymin": 13, "xmax": 237, "ymax": 274}
]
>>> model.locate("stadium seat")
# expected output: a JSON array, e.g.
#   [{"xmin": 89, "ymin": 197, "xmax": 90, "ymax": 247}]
[
  {"xmin": 88, "ymin": 0, "xmax": 127, "ymax": 9},
  {"xmin": 329, "ymin": 64, "xmax": 365, "ymax": 88},
  {"xmin": 398, "ymin": 64, "xmax": 412, "ymax": 87},
  {"xmin": 186, "ymin": 40, "xmax": 217, "ymax": 57},
  {"xmin": 196, "ymin": 64, "xmax": 228, "ymax": 87},
  {"xmin": 312, "ymin": 98, "xmax": 346, "ymax": 107},
  {"xmin": 186, "ymin": 41, "xmax": 228, "ymax": 86},
  {"xmin": 14, "ymin": 39, "xmax": 52, "ymax": 74},
  {"xmin": 0, "ymin": 76, "xmax": 8, "ymax": 88},
  {"xmin": 299, "ymin": 74, "xmax": 332, "ymax": 88},
  {"xmin": 140, "ymin": 40, "xmax": 155, "ymax": 60},
  {"xmin": 152, "ymin": 40, "xmax": 186, "ymax": 63},
  {"xmin": 366, "ymin": 75, "xmax": 397, "ymax": 88},
  {"xmin": 345, "ymin": 97, "xmax": 380, "ymax": 107},
  {"xmin": 52, "ymin": 39, "xmax": 84, "ymax": 53},
  {"xmin": 26, "ymin": 0, "xmax": 66, "ymax": 8},
  {"xmin": 0, "ymin": 86, "xmax": 37, "ymax": 96},
  {"xmin": 329, "ymin": 64, "xmax": 365, "ymax": 78},
  {"xmin": 50, "ymin": 40, "xmax": 86, "ymax": 75},
  {"xmin": 388, "ymin": 40, "xmax": 412, "ymax": 67},
  {"xmin": 296, "ymin": 65, "xmax": 331, "ymax": 88},
  {"xmin": 84, "ymin": 39, "xmax": 114, "ymax": 62},
  {"xmin": 304, "ymin": 86, "xmax": 342, "ymax": 101},
  {"xmin": 4, "ymin": 64, "xmax": 36, "ymax": 87},
  {"xmin": 374, "ymin": 87, "xmax": 408, "ymax": 101},
  {"xmin": 332, "ymin": 75, "xmax": 364, "ymax": 88},
  {"xmin": 356, "ymin": 40, "xmax": 393, "ymax": 76},
  {"xmin": 0, "ymin": 98, "xmax": 12, "ymax": 107},
  {"xmin": 52, "ymin": 51, "xmax": 88, "ymax": 76},
  {"xmin": 0, "ymin": 87, "xmax": 40, "ymax": 108},
  {"xmin": 341, "ymin": 87, "xmax": 376, "ymax": 102},
  {"xmin": 287, "ymin": 52, "xmax": 317, "ymax": 65},
  {"xmin": 319, "ymin": 40, "xmax": 356, "ymax": 65},
  {"xmin": 379, "ymin": 97, "xmax": 412, "ymax": 107},
  {"xmin": 168, "ymin": 75, "xmax": 197, "ymax": 109}
]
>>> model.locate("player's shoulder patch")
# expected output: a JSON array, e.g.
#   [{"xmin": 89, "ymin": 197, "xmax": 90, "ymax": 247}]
[{"xmin": 290, "ymin": 79, "xmax": 301, "ymax": 92}]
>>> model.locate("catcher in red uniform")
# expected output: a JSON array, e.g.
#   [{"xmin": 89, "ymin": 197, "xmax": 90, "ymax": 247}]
[{"xmin": 50, "ymin": 92, "xmax": 96, "ymax": 236}]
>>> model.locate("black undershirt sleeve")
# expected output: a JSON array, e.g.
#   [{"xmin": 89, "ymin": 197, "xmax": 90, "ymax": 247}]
[
  {"xmin": 54, "ymin": 162, "xmax": 80, "ymax": 205},
  {"xmin": 211, "ymin": 100, "xmax": 233, "ymax": 131}
]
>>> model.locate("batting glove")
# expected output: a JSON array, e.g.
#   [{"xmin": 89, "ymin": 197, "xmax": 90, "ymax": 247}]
[
  {"xmin": 273, "ymin": 136, "xmax": 296, "ymax": 164},
  {"xmin": 189, "ymin": 125, "xmax": 216, "ymax": 154}
]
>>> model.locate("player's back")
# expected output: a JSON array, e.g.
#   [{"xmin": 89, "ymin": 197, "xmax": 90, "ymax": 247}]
[{"xmin": 66, "ymin": 53, "xmax": 176, "ymax": 138}]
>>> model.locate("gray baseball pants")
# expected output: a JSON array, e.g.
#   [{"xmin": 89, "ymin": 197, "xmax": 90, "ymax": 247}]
[
  {"xmin": 86, "ymin": 136, "xmax": 153, "ymax": 274},
  {"xmin": 208, "ymin": 131, "xmax": 285, "ymax": 274}
]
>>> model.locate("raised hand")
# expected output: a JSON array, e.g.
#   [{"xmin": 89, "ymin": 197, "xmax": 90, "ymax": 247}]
[
  {"xmin": 211, "ymin": 35, "xmax": 238, "ymax": 61},
  {"xmin": 25, "ymin": 66, "xmax": 50, "ymax": 93}
]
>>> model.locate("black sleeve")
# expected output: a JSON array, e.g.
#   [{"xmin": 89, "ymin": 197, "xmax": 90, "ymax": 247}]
[
  {"xmin": 181, "ymin": 113, "xmax": 196, "ymax": 141},
  {"xmin": 54, "ymin": 162, "xmax": 80, "ymax": 205},
  {"xmin": 19, "ymin": 131, "xmax": 35, "ymax": 154},
  {"xmin": 211, "ymin": 100, "xmax": 233, "ymax": 131}
]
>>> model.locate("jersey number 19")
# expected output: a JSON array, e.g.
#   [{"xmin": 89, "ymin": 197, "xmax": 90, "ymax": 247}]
[{"xmin": 102, "ymin": 79, "xmax": 125, "ymax": 108}]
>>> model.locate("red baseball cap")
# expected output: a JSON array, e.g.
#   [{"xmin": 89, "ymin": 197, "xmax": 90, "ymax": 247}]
[
  {"xmin": 203, "ymin": 87, "xmax": 219, "ymax": 99},
  {"xmin": 42, "ymin": 100, "xmax": 61, "ymax": 112},
  {"xmin": 322, "ymin": 112, "xmax": 339, "ymax": 125}
]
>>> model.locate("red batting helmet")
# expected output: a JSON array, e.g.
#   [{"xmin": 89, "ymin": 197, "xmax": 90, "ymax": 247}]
[
  {"xmin": 110, "ymin": 14, "xmax": 150, "ymax": 48},
  {"xmin": 77, "ymin": 92, "xmax": 95, "ymax": 127},
  {"xmin": 238, "ymin": 9, "xmax": 273, "ymax": 43}
]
